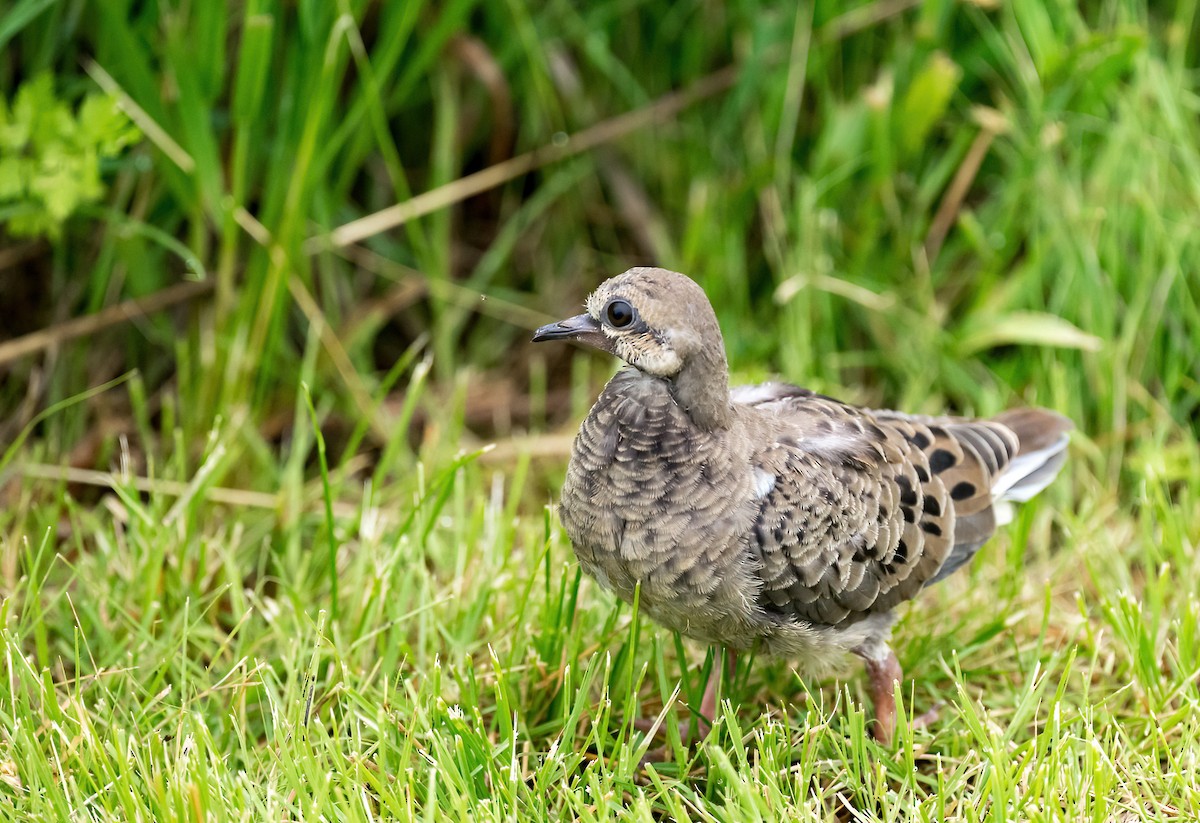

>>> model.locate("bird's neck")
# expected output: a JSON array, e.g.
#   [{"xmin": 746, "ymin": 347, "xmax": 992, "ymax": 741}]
[{"xmin": 669, "ymin": 351, "xmax": 732, "ymax": 430}]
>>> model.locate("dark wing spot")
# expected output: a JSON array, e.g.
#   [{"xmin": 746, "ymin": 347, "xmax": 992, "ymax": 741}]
[
  {"xmin": 902, "ymin": 506, "xmax": 915, "ymax": 523},
  {"xmin": 895, "ymin": 538, "xmax": 908, "ymax": 562},
  {"xmin": 922, "ymin": 522, "xmax": 942, "ymax": 536},
  {"xmin": 923, "ymin": 495, "xmax": 941, "ymax": 517},
  {"xmin": 915, "ymin": 465, "xmax": 930, "ymax": 483},
  {"xmin": 929, "ymin": 449, "xmax": 956, "ymax": 473},
  {"xmin": 950, "ymin": 481, "xmax": 977, "ymax": 500},
  {"xmin": 911, "ymin": 432, "xmax": 931, "ymax": 450}
]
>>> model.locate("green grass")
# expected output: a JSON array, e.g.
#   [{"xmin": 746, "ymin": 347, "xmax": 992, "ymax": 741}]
[{"xmin": 2, "ymin": 0, "xmax": 1199, "ymax": 819}]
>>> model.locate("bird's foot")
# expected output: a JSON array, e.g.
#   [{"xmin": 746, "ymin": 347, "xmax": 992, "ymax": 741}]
[
  {"xmin": 910, "ymin": 702, "xmax": 942, "ymax": 731},
  {"xmin": 631, "ymin": 704, "xmax": 716, "ymax": 765}
]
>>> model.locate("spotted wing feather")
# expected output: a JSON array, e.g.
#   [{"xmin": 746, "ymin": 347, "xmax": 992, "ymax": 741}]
[
  {"xmin": 872, "ymin": 406, "xmax": 1071, "ymax": 583},
  {"xmin": 734, "ymin": 384, "xmax": 1068, "ymax": 625},
  {"xmin": 736, "ymin": 385, "xmax": 955, "ymax": 625}
]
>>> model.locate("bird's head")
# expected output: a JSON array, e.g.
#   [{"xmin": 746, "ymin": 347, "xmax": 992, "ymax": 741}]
[
  {"xmin": 532, "ymin": 267, "xmax": 723, "ymax": 378},
  {"xmin": 533, "ymin": 267, "xmax": 732, "ymax": 427}
]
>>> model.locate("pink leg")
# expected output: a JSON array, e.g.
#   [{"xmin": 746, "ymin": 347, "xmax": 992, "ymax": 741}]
[
  {"xmin": 862, "ymin": 648, "xmax": 902, "ymax": 747},
  {"xmin": 697, "ymin": 647, "xmax": 737, "ymax": 731}
]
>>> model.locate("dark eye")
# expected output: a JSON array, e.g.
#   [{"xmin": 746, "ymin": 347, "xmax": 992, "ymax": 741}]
[{"xmin": 604, "ymin": 299, "xmax": 635, "ymax": 328}]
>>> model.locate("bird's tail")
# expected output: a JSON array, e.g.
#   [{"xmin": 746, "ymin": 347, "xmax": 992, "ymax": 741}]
[{"xmin": 989, "ymin": 408, "xmax": 1073, "ymax": 524}]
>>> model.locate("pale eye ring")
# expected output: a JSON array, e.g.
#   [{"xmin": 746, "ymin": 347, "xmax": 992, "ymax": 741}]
[{"xmin": 604, "ymin": 299, "xmax": 635, "ymax": 328}]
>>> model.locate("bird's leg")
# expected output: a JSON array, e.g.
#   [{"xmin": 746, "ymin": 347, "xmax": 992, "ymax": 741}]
[
  {"xmin": 697, "ymin": 647, "xmax": 738, "ymax": 734},
  {"xmin": 861, "ymin": 647, "xmax": 902, "ymax": 747}
]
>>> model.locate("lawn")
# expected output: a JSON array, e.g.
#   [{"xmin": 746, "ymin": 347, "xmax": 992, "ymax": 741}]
[{"xmin": 1, "ymin": 0, "xmax": 1198, "ymax": 820}]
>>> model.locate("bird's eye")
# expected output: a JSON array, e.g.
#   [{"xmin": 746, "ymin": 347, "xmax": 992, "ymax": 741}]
[{"xmin": 604, "ymin": 299, "xmax": 635, "ymax": 328}]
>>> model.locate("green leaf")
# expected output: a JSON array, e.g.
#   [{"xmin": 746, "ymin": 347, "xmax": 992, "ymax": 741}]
[
  {"xmin": 31, "ymin": 148, "xmax": 96, "ymax": 221},
  {"xmin": 7, "ymin": 208, "xmax": 57, "ymax": 238},
  {"xmin": 78, "ymin": 94, "xmax": 142, "ymax": 156},
  {"xmin": 897, "ymin": 51, "xmax": 961, "ymax": 155},
  {"xmin": 811, "ymin": 99, "xmax": 870, "ymax": 177},
  {"xmin": 0, "ymin": 93, "xmax": 29, "ymax": 150},
  {"xmin": 0, "ymin": 73, "xmax": 140, "ymax": 239},
  {"xmin": 958, "ymin": 311, "xmax": 1103, "ymax": 355},
  {"xmin": 13, "ymin": 74, "xmax": 57, "ymax": 133},
  {"xmin": 0, "ymin": 156, "xmax": 26, "ymax": 200}
]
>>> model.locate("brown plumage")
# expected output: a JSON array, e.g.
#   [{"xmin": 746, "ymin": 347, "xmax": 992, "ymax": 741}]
[{"xmin": 533, "ymin": 267, "xmax": 1072, "ymax": 746}]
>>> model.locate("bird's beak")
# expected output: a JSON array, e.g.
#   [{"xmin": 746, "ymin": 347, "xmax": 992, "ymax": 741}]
[{"xmin": 532, "ymin": 313, "xmax": 602, "ymax": 343}]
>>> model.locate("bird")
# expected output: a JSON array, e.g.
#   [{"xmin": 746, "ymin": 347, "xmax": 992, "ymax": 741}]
[{"xmin": 532, "ymin": 266, "xmax": 1072, "ymax": 747}]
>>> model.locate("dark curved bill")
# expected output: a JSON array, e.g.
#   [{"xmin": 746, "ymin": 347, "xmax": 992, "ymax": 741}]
[{"xmin": 532, "ymin": 313, "xmax": 600, "ymax": 342}]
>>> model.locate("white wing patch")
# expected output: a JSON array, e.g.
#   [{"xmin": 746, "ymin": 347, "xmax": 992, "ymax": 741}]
[
  {"xmin": 753, "ymin": 467, "xmax": 776, "ymax": 499},
  {"xmin": 731, "ymin": 382, "xmax": 792, "ymax": 406}
]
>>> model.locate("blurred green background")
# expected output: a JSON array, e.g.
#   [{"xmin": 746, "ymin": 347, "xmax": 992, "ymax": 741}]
[
  {"xmin": 4, "ymin": 0, "xmax": 1196, "ymax": 461},
  {"xmin": 2, "ymin": 1, "xmax": 1199, "ymax": 820}
]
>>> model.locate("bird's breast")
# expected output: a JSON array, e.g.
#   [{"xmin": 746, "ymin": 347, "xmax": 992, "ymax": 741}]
[
  {"xmin": 562, "ymin": 374, "xmax": 741, "ymax": 533},
  {"xmin": 558, "ymin": 372, "xmax": 757, "ymax": 628}
]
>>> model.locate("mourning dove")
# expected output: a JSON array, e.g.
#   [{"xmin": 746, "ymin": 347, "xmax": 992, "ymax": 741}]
[{"xmin": 533, "ymin": 267, "xmax": 1072, "ymax": 747}]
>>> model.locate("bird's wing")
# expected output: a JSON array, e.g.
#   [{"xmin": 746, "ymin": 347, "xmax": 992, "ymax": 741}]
[{"xmin": 734, "ymin": 382, "xmax": 1036, "ymax": 626}]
